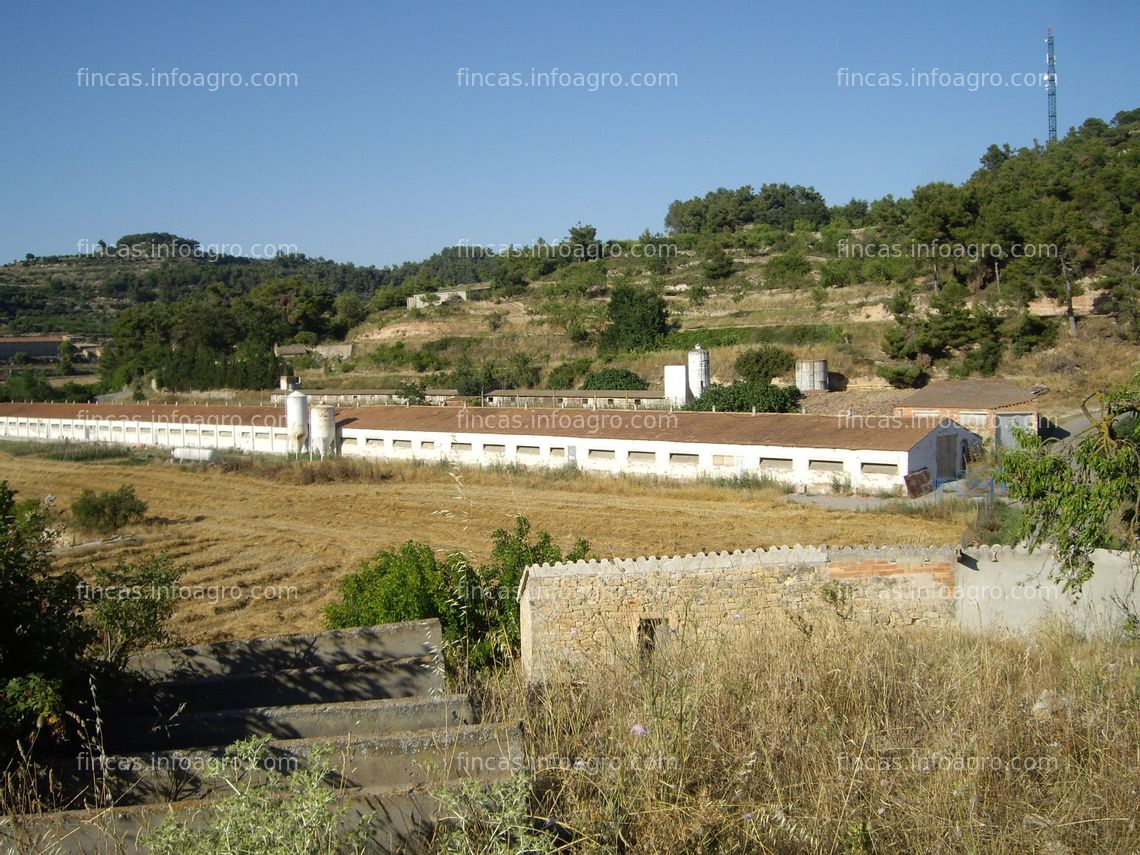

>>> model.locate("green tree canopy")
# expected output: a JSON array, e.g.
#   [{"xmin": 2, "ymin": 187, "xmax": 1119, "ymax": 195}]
[
  {"xmin": 685, "ymin": 381, "xmax": 801, "ymax": 413},
  {"xmin": 734, "ymin": 346, "xmax": 795, "ymax": 382},
  {"xmin": 580, "ymin": 368, "xmax": 650, "ymax": 390},
  {"xmin": 1001, "ymin": 372, "xmax": 1139, "ymax": 592},
  {"xmin": 598, "ymin": 283, "xmax": 670, "ymax": 354}
]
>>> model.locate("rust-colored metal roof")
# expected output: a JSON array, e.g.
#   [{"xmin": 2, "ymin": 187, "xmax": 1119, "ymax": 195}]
[
  {"xmin": 0, "ymin": 402, "xmax": 284, "ymax": 425},
  {"xmin": 898, "ymin": 380, "xmax": 1039, "ymax": 411},
  {"xmin": 337, "ymin": 406, "xmax": 939, "ymax": 451},
  {"xmin": 0, "ymin": 402, "xmax": 952, "ymax": 451}
]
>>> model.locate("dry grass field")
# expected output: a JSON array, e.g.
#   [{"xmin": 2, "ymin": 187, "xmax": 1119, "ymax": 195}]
[{"xmin": 1, "ymin": 451, "xmax": 967, "ymax": 646}]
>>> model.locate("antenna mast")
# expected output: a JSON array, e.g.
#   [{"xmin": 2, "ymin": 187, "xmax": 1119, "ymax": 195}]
[{"xmin": 1046, "ymin": 27, "xmax": 1057, "ymax": 143}]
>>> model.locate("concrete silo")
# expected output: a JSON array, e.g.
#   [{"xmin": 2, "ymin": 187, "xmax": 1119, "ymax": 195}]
[
  {"xmin": 687, "ymin": 344, "xmax": 710, "ymax": 400},
  {"xmin": 309, "ymin": 404, "xmax": 337, "ymax": 459},
  {"xmin": 285, "ymin": 390, "xmax": 310, "ymax": 455}
]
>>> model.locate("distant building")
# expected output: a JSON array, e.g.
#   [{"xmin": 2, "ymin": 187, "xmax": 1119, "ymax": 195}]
[
  {"xmin": 0, "ymin": 336, "xmax": 67, "ymax": 362},
  {"xmin": 893, "ymin": 380, "xmax": 1041, "ymax": 448},
  {"xmin": 406, "ymin": 289, "xmax": 468, "ymax": 310},
  {"xmin": 268, "ymin": 388, "xmax": 458, "ymax": 406},
  {"xmin": 0, "ymin": 402, "xmax": 981, "ymax": 494},
  {"xmin": 273, "ymin": 343, "xmax": 353, "ymax": 360},
  {"xmin": 273, "ymin": 344, "xmax": 310, "ymax": 358}
]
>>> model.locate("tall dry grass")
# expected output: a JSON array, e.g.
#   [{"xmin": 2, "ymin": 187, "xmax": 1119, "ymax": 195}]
[{"xmin": 476, "ymin": 615, "xmax": 1139, "ymax": 853}]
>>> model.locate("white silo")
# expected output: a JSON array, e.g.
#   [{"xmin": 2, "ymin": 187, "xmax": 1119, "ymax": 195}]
[
  {"xmin": 285, "ymin": 390, "xmax": 310, "ymax": 455},
  {"xmin": 687, "ymin": 344, "xmax": 711, "ymax": 400},
  {"xmin": 309, "ymin": 405, "xmax": 337, "ymax": 459},
  {"xmin": 663, "ymin": 364, "xmax": 690, "ymax": 406},
  {"xmin": 794, "ymin": 359, "xmax": 829, "ymax": 392}
]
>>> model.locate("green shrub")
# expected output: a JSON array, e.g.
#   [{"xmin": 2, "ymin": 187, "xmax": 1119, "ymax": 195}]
[
  {"xmin": 580, "ymin": 368, "xmax": 649, "ymax": 391},
  {"xmin": 86, "ymin": 554, "xmax": 184, "ymax": 667},
  {"xmin": 734, "ymin": 346, "xmax": 794, "ymax": 382},
  {"xmin": 1008, "ymin": 312, "xmax": 1059, "ymax": 356},
  {"xmin": 69, "ymin": 484, "xmax": 147, "ymax": 534},
  {"xmin": 324, "ymin": 542, "xmax": 447, "ymax": 630},
  {"xmin": 685, "ymin": 381, "xmax": 801, "ymax": 413},
  {"xmin": 325, "ymin": 517, "xmax": 588, "ymax": 671},
  {"xmin": 876, "ymin": 362, "xmax": 927, "ymax": 388},
  {"xmin": 142, "ymin": 737, "xmax": 366, "ymax": 855},
  {"xmin": 545, "ymin": 358, "xmax": 592, "ymax": 390}
]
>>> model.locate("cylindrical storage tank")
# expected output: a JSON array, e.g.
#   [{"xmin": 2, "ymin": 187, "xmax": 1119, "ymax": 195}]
[
  {"xmin": 663, "ymin": 364, "xmax": 690, "ymax": 406},
  {"xmin": 285, "ymin": 390, "xmax": 310, "ymax": 454},
  {"xmin": 687, "ymin": 344, "xmax": 711, "ymax": 400},
  {"xmin": 171, "ymin": 447, "xmax": 218, "ymax": 463},
  {"xmin": 794, "ymin": 359, "xmax": 829, "ymax": 392},
  {"xmin": 309, "ymin": 405, "xmax": 336, "ymax": 459}
]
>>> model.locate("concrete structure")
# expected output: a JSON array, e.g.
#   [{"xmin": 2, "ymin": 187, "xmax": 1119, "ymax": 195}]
[
  {"xmin": 285, "ymin": 390, "xmax": 310, "ymax": 454},
  {"xmin": 795, "ymin": 359, "xmax": 829, "ymax": 392},
  {"xmin": 518, "ymin": 546, "xmax": 1139, "ymax": 681},
  {"xmin": 484, "ymin": 389, "xmax": 667, "ymax": 409},
  {"xmin": 273, "ymin": 343, "xmax": 310, "ymax": 358},
  {"xmin": 0, "ymin": 402, "xmax": 980, "ymax": 493},
  {"xmin": 309, "ymin": 403, "xmax": 337, "ymax": 458},
  {"xmin": 0, "ymin": 403, "xmax": 294, "ymax": 454},
  {"xmin": 687, "ymin": 344, "xmax": 711, "ymax": 399},
  {"xmin": 3, "ymin": 619, "xmax": 522, "ymax": 854},
  {"xmin": 272, "ymin": 343, "xmax": 353, "ymax": 360},
  {"xmin": 406, "ymin": 288, "xmax": 469, "ymax": 309},
  {"xmin": 663, "ymin": 364, "xmax": 690, "ymax": 406},
  {"xmin": 893, "ymin": 380, "xmax": 1041, "ymax": 448},
  {"xmin": 312, "ymin": 343, "xmax": 353, "ymax": 360}
]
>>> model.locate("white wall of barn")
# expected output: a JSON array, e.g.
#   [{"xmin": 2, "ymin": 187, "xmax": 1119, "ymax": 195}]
[
  {"xmin": 0, "ymin": 413, "xmax": 977, "ymax": 492},
  {"xmin": 339, "ymin": 425, "xmax": 917, "ymax": 491}
]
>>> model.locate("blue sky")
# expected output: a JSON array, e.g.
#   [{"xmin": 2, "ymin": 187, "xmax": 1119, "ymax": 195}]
[{"xmin": 2, "ymin": 0, "xmax": 1137, "ymax": 268}]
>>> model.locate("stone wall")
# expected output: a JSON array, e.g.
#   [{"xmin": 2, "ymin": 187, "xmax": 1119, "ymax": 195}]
[
  {"xmin": 519, "ymin": 545, "xmax": 1137, "ymax": 681},
  {"xmin": 519, "ymin": 546, "xmax": 958, "ymax": 681}
]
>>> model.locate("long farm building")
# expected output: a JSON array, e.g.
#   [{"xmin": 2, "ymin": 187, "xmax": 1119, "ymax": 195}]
[{"xmin": 0, "ymin": 400, "xmax": 980, "ymax": 493}]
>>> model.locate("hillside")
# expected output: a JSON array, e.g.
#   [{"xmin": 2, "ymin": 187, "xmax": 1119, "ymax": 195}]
[{"xmin": 2, "ymin": 108, "xmax": 1137, "ymax": 415}]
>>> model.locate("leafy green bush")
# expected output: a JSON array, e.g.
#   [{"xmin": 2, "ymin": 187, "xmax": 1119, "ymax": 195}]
[
  {"xmin": 1008, "ymin": 312, "xmax": 1059, "ymax": 356},
  {"xmin": 580, "ymin": 368, "xmax": 649, "ymax": 391},
  {"xmin": 324, "ymin": 542, "xmax": 447, "ymax": 630},
  {"xmin": 70, "ymin": 484, "xmax": 147, "ymax": 534},
  {"xmin": 1, "ymin": 486, "xmax": 92, "ymax": 755},
  {"xmin": 876, "ymin": 362, "xmax": 927, "ymax": 388},
  {"xmin": 763, "ymin": 249, "xmax": 811, "ymax": 286},
  {"xmin": 685, "ymin": 381, "xmax": 801, "ymax": 413},
  {"xmin": 325, "ymin": 518, "xmax": 588, "ymax": 670},
  {"xmin": 142, "ymin": 737, "xmax": 366, "ymax": 855},
  {"xmin": 2, "ymin": 486, "xmax": 183, "ymax": 771},
  {"xmin": 87, "ymin": 555, "xmax": 184, "ymax": 667},
  {"xmin": 545, "ymin": 358, "xmax": 592, "ymax": 389},
  {"xmin": 734, "ymin": 346, "xmax": 794, "ymax": 382}
]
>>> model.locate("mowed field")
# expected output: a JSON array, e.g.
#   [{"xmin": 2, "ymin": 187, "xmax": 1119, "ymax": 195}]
[{"xmin": 2, "ymin": 452, "xmax": 967, "ymax": 645}]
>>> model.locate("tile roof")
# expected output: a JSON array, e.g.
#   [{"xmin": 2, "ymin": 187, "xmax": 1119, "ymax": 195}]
[
  {"xmin": 0, "ymin": 403, "xmax": 957, "ymax": 452},
  {"xmin": 898, "ymin": 380, "xmax": 1039, "ymax": 410},
  {"xmin": 337, "ymin": 406, "xmax": 939, "ymax": 451},
  {"xmin": 0, "ymin": 402, "xmax": 284, "ymax": 425},
  {"xmin": 798, "ymin": 388, "xmax": 907, "ymax": 417}
]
